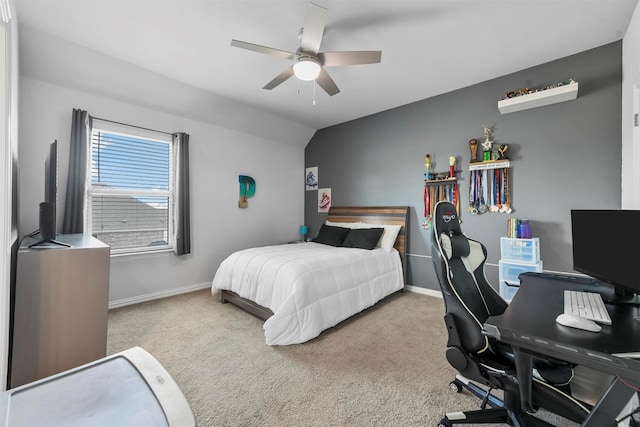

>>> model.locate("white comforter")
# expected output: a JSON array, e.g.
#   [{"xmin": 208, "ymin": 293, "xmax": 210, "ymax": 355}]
[{"xmin": 211, "ymin": 242, "xmax": 404, "ymax": 345}]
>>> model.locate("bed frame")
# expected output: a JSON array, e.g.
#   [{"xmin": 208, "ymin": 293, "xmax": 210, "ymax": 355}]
[{"xmin": 220, "ymin": 206, "xmax": 410, "ymax": 321}]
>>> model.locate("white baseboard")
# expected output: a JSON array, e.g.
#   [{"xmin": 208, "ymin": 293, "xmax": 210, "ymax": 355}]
[
  {"xmin": 109, "ymin": 282, "xmax": 441, "ymax": 310},
  {"xmin": 406, "ymin": 285, "xmax": 442, "ymax": 298},
  {"xmin": 109, "ymin": 282, "xmax": 212, "ymax": 309}
]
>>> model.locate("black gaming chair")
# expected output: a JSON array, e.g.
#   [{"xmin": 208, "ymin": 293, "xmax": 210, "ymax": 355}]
[{"xmin": 431, "ymin": 201, "xmax": 592, "ymax": 427}]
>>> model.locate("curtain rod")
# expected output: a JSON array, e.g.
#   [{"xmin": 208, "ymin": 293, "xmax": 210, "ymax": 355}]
[{"xmin": 91, "ymin": 116, "xmax": 174, "ymax": 136}]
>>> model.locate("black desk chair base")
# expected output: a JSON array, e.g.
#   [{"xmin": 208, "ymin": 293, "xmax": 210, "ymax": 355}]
[
  {"xmin": 449, "ymin": 375, "xmax": 503, "ymax": 409},
  {"xmin": 442, "ymin": 375, "xmax": 556, "ymax": 427},
  {"xmin": 439, "ymin": 407, "xmax": 557, "ymax": 427}
]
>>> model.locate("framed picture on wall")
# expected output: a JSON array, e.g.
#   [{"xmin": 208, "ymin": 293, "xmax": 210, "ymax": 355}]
[
  {"xmin": 306, "ymin": 167, "xmax": 318, "ymax": 191},
  {"xmin": 318, "ymin": 188, "xmax": 331, "ymax": 212}
]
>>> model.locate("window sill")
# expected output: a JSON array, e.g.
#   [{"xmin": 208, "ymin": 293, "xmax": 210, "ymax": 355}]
[{"xmin": 110, "ymin": 247, "xmax": 174, "ymax": 260}]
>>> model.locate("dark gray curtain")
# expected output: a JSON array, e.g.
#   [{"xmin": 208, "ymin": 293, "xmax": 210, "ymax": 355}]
[
  {"xmin": 62, "ymin": 109, "xmax": 91, "ymax": 234},
  {"xmin": 173, "ymin": 132, "xmax": 191, "ymax": 255}
]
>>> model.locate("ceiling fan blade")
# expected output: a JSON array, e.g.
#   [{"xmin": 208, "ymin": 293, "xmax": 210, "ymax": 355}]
[
  {"xmin": 299, "ymin": 3, "xmax": 327, "ymax": 54},
  {"xmin": 315, "ymin": 68, "xmax": 340, "ymax": 96},
  {"xmin": 318, "ymin": 51, "xmax": 382, "ymax": 67},
  {"xmin": 231, "ymin": 39, "xmax": 296, "ymax": 60},
  {"xmin": 263, "ymin": 66, "xmax": 295, "ymax": 90}
]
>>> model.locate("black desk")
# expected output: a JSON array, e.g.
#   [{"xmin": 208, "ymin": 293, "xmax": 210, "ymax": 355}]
[{"xmin": 484, "ymin": 272, "xmax": 640, "ymax": 426}]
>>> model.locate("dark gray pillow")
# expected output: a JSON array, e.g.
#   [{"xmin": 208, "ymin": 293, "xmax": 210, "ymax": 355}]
[
  {"xmin": 342, "ymin": 228, "xmax": 384, "ymax": 250},
  {"xmin": 313, "ymin": 224, "xmax": 350, "ymax": 246}
]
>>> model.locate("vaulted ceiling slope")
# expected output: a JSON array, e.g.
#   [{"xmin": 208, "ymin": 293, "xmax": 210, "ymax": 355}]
[{"xmin": 14, "ymin": 0, "xmax": 637, "ymax": 142}]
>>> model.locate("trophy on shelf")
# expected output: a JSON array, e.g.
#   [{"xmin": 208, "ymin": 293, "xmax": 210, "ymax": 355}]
[
  {"xmin": 469, "ymin": 139, "xmax": 478, "ymax": 163},
  {"xmin": 482, "ymin": 125, "xmax": 493, "ymax": 161},
  {"xmin": 498, "ymin": 144, "xmax": 509, "ymax": 160}
]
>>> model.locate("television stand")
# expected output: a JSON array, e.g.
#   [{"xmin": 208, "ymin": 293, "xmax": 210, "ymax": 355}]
[
  {"xmin": 25, "ymin": 230, "xmax": 71, "ymax": 248},
  {"xmin": 28, "ymin": 238, "xmax": 71, "ymax": 248},
  {"xmin": 11, "ymin": 234, "xmax": 110, "ymax": 388}
]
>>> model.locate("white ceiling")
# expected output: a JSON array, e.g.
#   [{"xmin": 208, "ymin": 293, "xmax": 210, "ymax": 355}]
[{"xmin": 12, "ymin": 0, "xmax": 638, "ymax": 132}]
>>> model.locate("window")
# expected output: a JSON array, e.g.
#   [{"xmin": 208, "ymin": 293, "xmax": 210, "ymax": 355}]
[{"xmin": 87, "ymin": 120, "xmax": 175, "ymax": 254}]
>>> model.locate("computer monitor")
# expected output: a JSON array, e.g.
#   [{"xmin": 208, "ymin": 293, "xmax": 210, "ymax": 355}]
[{"xmin": 571, "ymin": 209, "xmax": 640, "ymax": 305}]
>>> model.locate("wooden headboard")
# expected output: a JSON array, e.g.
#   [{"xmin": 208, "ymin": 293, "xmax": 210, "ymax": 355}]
[{"xmin": 326, "ymin": 206, "xmax": 409, "ymax": 283}]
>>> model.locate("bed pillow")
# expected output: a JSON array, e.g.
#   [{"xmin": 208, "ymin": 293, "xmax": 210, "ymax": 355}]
[
  {"xmin": 341, "ymin": 228, "xmax": 385, "ymax": 250},
  {"xmin": 313, "ymin": 224, "xmax": 351, "ymax": 246},
  {"xmin": 358, "ymin": 223, "xmax": 402, "ymax": 251}
]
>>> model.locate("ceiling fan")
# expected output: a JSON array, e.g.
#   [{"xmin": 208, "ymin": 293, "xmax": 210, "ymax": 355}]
[{"xmin": 230, "ymin": 2, "xmax": 382, "ymax": 96}]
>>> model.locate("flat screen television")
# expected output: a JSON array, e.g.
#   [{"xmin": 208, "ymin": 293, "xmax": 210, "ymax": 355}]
[
  {"xmin": 29, "ymin": 140, "xmax": 67, "ymax": 248},
  {"xmin": 571, "ymin": 209, "xmax": 640, "ymax": 305}
]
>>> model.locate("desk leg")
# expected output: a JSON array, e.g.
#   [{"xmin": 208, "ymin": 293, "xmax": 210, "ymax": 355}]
[
  {"xmin": 512, "ymin": 346, "xmax": 535, "ymax": 413},
  {"xmin": 582, "ymin": 376, "xmax": 638, "ymax": 427}
]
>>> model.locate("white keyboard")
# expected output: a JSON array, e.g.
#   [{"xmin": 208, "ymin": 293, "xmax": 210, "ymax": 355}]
[{"xmin": 564, "ymin": 290, "xmax": 612, "ymax": 325}]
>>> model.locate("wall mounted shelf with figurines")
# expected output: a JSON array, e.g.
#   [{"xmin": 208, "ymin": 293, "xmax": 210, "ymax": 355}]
[
  {"xmin": 423, "ymin": 154, "xmax": 460, "ymax": 229},
  {"xmin": 498, "ymin": 79, "xmax": 578, "ymax": 114},
  {"xmin": 468, "ymin": 126, "xmax": 512, "ymax": 214}
]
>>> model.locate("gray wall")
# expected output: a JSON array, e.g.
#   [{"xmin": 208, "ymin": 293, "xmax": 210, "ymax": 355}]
[
  {"xmin": 16, "ymin": 28, "xmax": 312, "ymax": 307},
  {"xmin": 305, "ymin": 41, "xmax": 622, "ymax": 292},
  {"xmin": 19, "ymin": 77, "xmax": 305, "ymax": 306}
]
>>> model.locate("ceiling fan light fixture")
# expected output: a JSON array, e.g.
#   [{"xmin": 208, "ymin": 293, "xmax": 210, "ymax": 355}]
[{"xmin": 293, "ymin": 56, "xmax": 321, "ymax": 81}]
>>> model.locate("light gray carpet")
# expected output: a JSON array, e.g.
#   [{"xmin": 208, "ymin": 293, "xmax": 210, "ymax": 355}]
[{"xmin": 107, "ymin": 289, "xmax": 577, "ymax": 426}]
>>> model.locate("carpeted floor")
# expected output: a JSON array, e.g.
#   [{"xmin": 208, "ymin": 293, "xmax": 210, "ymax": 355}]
[{"xmin": 107, "ymin": 289, "xmax": 578, "ymax": 427}]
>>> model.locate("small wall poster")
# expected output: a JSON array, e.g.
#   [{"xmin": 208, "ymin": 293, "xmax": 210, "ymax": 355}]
[
  {"xmin": 318, "ymin": 188, "xmax": 331, "ymax": 213},
  {"xmin": 306, "ymin": 167, "xmax": 318, "ymax": 191}
]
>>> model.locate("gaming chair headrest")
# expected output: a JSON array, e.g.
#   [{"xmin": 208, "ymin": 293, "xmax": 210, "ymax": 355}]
[
  {"xmin": 433, "ymin": 201, "xmax": 470, "ymax": 259},
  {"xmin": 434, "ymin": 201, "xmax": 463, "ymax": 237}
]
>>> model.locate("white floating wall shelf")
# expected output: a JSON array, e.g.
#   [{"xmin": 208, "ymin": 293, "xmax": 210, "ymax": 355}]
[
  {"xmin": 498, "ymin": 82, "xmax": 579, "ymax": 114},
  {"xmin": 469, "ymin": 159, "xmax": 510, "ymax": 171}
]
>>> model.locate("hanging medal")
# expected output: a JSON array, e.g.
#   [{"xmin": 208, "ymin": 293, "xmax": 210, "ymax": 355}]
[
  {"xmin": 489, "ymin": 169, "xmax": 499, "ymax": 212},
  {"xmin": 504, "ymin": 167, "xmax": 512, "ymax": 213},
  {"xmin": 423, "ymin": 154, "xmax": 432, "ymax": 228},
  {"xmin": 478, "ymin": 169, "xmax": 488, "ymax": 213},
  {"xmin": 469, "ymin": 170, "xmax": 476, "ymax": 214}
]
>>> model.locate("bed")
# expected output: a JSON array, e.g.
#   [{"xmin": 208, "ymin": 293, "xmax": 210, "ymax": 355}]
[{"xmin": 211, "ymin": 206, "xmax": 409, "ymax": 345}]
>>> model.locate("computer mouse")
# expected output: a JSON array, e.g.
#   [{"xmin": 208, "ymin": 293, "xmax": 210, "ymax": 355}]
[{"xmin": 555, "ymin": 313, "xmax": 602, "ymax": 332}]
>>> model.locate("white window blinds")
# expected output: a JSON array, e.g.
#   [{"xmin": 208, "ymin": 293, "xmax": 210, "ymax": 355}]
[{"xmin": 88, "ymin": 120, "xmax": 174, "ymax": 253}]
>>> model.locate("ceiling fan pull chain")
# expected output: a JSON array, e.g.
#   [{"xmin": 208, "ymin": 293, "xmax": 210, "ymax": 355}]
[{"xmin": 313, "ymin": 82, "xmax": 316, "ymax": 106}]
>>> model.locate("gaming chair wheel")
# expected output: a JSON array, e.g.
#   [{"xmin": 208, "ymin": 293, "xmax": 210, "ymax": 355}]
[{"xmin": 449, "ymin": 380, "xmax": 462, "ymax": 393}]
